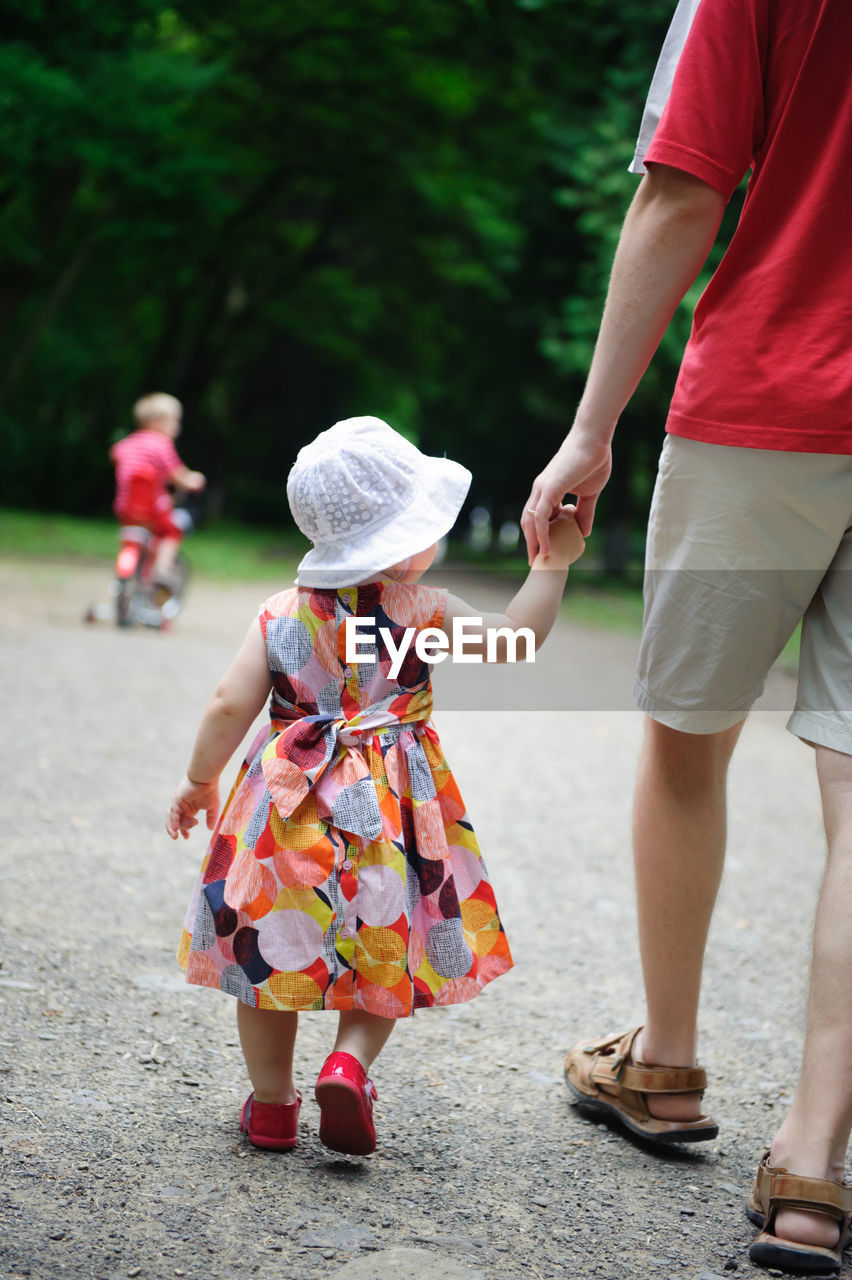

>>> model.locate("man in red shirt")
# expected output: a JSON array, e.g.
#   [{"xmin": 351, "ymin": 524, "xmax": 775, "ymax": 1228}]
[
  {"xmin": 523, "ymin": 0, "xmax": 852, "ymax": 1269},
  {"xmin": 110, "ymin": 393, "xmax": 206, "ymax": 587}
]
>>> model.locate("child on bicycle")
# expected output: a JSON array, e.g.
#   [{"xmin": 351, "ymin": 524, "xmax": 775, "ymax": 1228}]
[
  {"xmin": 167, "ymin": 415, "xmax": 584, "ymax": 1157},
  {"xmin": 110, "ymin": 393, "xmax": 206, "ymax": 589}
]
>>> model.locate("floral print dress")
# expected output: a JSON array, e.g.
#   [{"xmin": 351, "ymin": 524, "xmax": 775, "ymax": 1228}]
[{"xmin": 178, "ymin": 580, "xmax": 513, "ymax": 1017}]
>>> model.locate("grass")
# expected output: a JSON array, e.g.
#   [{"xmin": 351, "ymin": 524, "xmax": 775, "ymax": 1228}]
[
  {"xmin": 0, "ymin": 507, "xmax": 302, "ymax": 582},
  {"xmin": 0, "ymin": 506, "xmax": 801, "ymax": 663},
  {"xmin": 1, "ymin": 509, "xmax": 119, "ymax": 562},
  {"xmin": 564, "ymin": 574, "xmax": 647, "ymax": 632},
  {"xmin": 443, "ymin": 543, "xmax": 649, "ymax": 633},
  {"xmin": 0, "ymin": 508, "xmax": 647, "ymax": 627}
]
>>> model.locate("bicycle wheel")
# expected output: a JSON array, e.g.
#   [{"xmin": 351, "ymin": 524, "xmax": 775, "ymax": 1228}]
[
  {"xmin": 114, "ymin": 531, "xmax": 147, "ymax": 628},
  {"xmin": 157, "ymin": 554, "xmax": 190, "ymax": 623},
  {"xmin": 116, "ymin": 575, "xmax": 137, "ymax": 627}
]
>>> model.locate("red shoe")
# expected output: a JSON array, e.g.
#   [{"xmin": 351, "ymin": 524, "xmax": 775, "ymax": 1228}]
[
  {"xmin": 239, "ymin": 1091, "xmax": 301, "ymax": 1150},
  {"xmin": 314, "ymin": 1052, "xmax": 378, "ymax": 1155}
]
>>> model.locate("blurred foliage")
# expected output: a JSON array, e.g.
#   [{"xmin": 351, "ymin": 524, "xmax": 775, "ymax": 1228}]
[{"xmin": 0, "ymin": 0, "xmax": 727, "ymax": 560}]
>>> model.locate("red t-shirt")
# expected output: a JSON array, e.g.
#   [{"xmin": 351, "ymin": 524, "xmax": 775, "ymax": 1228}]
[
  {"xmin": 112, "ymin": 428, "xmax": 183, "ymax": 519},
  {"xmin": 644, "ymin": 0, "xmax": 852, "ymax": 454}
]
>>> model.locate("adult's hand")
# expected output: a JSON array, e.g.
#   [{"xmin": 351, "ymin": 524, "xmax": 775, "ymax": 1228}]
[{"xmin": 521, "ymin": 432, "xmax": 612, "ymax": 562}]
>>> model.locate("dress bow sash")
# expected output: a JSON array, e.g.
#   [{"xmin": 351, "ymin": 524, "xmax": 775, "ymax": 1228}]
[{"xmin": 260, "ymin": 690, "xmax": 434, "ymax": 842}]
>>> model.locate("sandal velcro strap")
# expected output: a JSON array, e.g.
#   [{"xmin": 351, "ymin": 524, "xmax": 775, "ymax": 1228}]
[
  {"xmin": 616, "ymin": 1062, "xmax": 707, "ymax": 1093},
  {"xmin": 583, "ymin": 1028, "xmax": 707, "ymax": 1094},
  {"xmin": 768, "ymin": 1172, "xmax": 851, "ymax": 1220}
]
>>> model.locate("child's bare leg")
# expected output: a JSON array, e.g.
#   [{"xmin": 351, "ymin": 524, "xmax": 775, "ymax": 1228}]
[
  {"xmin": 152, "ymin": 535, "xmax": 180, "ymax": 583},
  {"xmin": 332, "ymin": 1010, "xmax": 396, "ymax": 1071},
  {"xmin": 237, "ymin": 1003, "xmax": 299, "ymax": 1104},
  {"xmin": 315, "ymin": 1011, "xmax": 394, "ymax": 1155}
]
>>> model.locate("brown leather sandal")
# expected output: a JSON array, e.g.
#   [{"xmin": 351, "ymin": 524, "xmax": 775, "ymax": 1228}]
[
  {"xmin": 747, "ymin": 1150, "xmax": 852, "ymax": 1274},
  {"xmin": 563, "ymin": 1026, "xmax": 718, "ymax": 1146}
]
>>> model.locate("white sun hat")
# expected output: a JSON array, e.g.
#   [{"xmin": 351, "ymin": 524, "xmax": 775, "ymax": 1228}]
[{"xmin": 287, "ymin": 416, "xmax": 472, "ymax": 588}]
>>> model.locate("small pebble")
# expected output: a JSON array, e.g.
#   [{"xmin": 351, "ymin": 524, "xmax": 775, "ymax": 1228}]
[
  {"xmin": 533, "ymin": 1196, "xmax": 549, "ymax": 1208},
  {"xmin": 128, "ymin": 1269, "xmax": 142, "ymax": 1278}
]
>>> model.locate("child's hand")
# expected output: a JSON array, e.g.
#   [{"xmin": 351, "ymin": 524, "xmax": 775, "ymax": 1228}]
[
  {"xmin": 166, "ymin": 775, "xmax": 220, "ymax": 841},
  {"xmin": 536, "ymin": 506, "xmax": 585, "ymax": 570}
]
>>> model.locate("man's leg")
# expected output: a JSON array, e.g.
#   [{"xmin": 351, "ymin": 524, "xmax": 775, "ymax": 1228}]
[
  {"xmin": 631, "ymin": 717, "xmax": 743, "ymax": 1118},
  {"xmin": 569, "ymin": 441, "xmax": 850, "ymax": 1139},
  {"xmin": 767, "ymin": 744, "xmax": 852, "ymax": 1247}
]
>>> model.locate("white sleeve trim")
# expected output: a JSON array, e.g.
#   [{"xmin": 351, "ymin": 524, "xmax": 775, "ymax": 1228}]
[{"xmin": 629, "ymin": 0, "xmax": 703, "ymax": 175}]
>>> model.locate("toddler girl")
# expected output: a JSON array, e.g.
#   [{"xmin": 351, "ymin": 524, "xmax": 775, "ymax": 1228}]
[{"xmin": 167, "ymin": 416, "xmax": 584, "ymax": 1156}]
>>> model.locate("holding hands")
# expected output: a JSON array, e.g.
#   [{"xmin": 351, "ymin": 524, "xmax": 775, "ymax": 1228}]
[
  {"xmin": 534, "ymin": 503, "xmax": 587, "ymax": 570},
  {"xmin": 522, "ymin": 432, "xmax": 612, "ymax": 564}
]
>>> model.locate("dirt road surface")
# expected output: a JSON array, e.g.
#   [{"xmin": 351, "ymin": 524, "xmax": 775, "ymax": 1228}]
[{"xmin": 0, "ymin": 558, "xmax": 842, "ymax": 1280}]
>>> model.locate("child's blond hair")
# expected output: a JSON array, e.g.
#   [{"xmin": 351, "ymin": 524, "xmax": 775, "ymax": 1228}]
[{"xmin": 133, "ymin": 392, "xmax": 183, "ymax": 427}]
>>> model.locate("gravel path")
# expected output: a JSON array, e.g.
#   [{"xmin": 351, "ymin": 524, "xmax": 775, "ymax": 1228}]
[{"xmin": 0, "ymin": 558, "xmax": 844, "ymax": 1280}]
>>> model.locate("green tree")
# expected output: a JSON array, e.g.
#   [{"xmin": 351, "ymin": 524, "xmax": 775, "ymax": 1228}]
[{"xmin": 0, "ymin": 0, "xmax": 702, "ymax": 558}]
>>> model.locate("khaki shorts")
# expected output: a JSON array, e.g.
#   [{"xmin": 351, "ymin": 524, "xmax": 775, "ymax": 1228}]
[{"xmin": 634, "ymin": 436, "xmax": 852, "ymax": 752}]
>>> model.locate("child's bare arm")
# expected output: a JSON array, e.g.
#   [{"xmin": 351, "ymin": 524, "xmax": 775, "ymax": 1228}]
[
  {"xmin": 442, "ymin": 508, "xmax": 585, "ymax": 662},
  {"xmin": 166, "ymin": 621, "xmax": 272, "ymax": 840},
  {"xmin": 170, "ymin": 463, "xmax": 206, "ymax": 493}
]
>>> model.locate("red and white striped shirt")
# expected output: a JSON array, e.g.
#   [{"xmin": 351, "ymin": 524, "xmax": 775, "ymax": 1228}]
[{"xmin": 112, "ymin": 428, "xmax": 182, "ymax": 518}]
